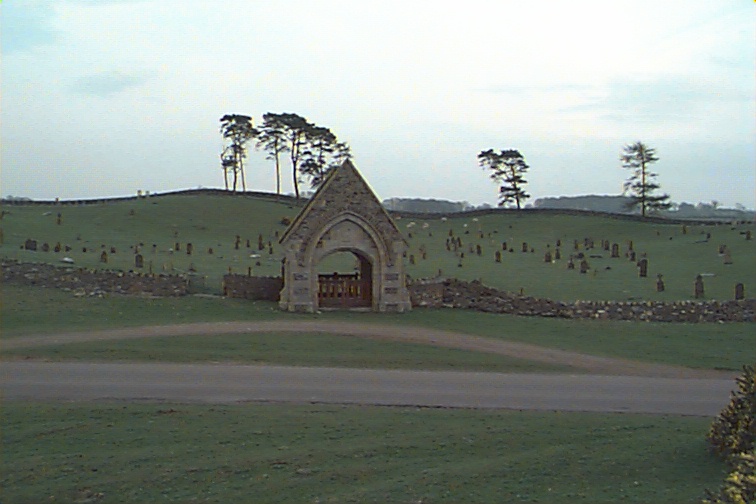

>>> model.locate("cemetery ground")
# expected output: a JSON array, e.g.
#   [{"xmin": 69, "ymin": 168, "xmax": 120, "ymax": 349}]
[
  {"xmin": 1, "ymin": 193, "xmax": 754, "ymax": 301},
  {"xmin": 2, "ymin": 291, "xmax": 754, "ymax": 502},
  {"xmin": 1, "ymin": 193, "xmax": 755, "ymax": 502}
]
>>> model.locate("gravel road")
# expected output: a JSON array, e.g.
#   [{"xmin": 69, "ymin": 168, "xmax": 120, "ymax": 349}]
[{"xmin": 1, "ymin": 321, "xmax": 739, "ymax": 416}]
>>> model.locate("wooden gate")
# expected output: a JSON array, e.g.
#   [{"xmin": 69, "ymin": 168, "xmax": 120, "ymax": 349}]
[{"xmin": 318, "ymin": 273, "xmax": 371, "ymax": 308}]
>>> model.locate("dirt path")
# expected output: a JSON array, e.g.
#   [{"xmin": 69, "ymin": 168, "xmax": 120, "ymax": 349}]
[{"xmin": 1, "ymin": 320, "xmax": 735, "ymax": 379}]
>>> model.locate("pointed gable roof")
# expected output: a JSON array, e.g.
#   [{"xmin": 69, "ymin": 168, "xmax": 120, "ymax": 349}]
[{"xmin": 279, "ymin": 160, "xmax": 405, "ymax": 248}]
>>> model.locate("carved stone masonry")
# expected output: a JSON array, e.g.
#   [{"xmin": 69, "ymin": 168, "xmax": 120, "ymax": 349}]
[{"xmin": 278, "ymin": 160, "xmax": 411, "ymax": 313}]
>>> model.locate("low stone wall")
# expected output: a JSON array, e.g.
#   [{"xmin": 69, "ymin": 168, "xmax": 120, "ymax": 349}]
[
  {"xmin": 223, "ymin": 274, "xmax": 283, "ymax": 301},
  {"xmin": 409, "ymin": 278, "xmax": 756, "ymax": 323},
  {"xmin": 4, "ymin": 259, "xmax": 754, "ymax": 322},
  {"xmin": 2, "ymin": 260, "xmax": 189, "ymax": 297}
]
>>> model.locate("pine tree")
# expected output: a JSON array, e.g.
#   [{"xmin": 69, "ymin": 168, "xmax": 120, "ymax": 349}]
[
  {"xmin": 621, "ymin": 142, "xmax": 671, "ymax": 217},
  {"xmin": 478, "ymin": 149, "xmax": 530, "ymax": 209}
]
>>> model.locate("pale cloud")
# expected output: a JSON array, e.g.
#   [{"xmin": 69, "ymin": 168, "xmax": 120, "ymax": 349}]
[
  {"xmin": 0, "ymin": 1, "xmax": 59, "ymax": 54},
  {"xmin": 1, "ymin": 0, "xmax": 753, "ymax": 207},
  {"xmin": 75, "ymin": 70, "xmax": 154, "ymax": 97}
]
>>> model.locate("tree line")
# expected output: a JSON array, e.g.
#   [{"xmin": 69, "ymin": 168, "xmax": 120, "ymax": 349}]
[
  {"xmin": 220, "ymin": 112, "xmax": 672, "ymax": 217},
  {"xmin": 478, "ymin": 141, "xmax": 671, "ymax": 216},
  {"xmin": 219, "ymin": 112, "xmax": 351, "ymax": 198}
]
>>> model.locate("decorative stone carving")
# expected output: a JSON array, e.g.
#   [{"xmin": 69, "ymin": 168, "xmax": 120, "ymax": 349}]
[{"xmin": 278, "ymin": 161, "xmax": 411, "ymax": 313}]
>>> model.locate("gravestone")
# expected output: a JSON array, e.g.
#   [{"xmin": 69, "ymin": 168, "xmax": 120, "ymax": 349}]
[
  {"xmin": 174, "ymin": 242, "xmax": 180, "ymax": 252},
  {"xmin": 208, "ymin": 247, "xmax": 213, "ymax": 254},
  {"xmin": 746, "ymin": 230, "xmax": 752, "ymax": 241},
  {"xmin": 611, "ymin": 243, "xmax": 620, "ymax": 258},
  {"xmin": 135, "ymin": 254, "xmax": 144, "ymax": 268},
  {"xmin": 554, "ymin": 248, "xmax": 561, "ymax": 260},
  {"xmin": 579, "ymin": 259, "xmax": 589, "ymax": 274},
  {"xmin": 638, "ymin": 258, "xmax": 648, "ymax": 278},
  {"xmin": 603, "ymin": 240, "xmax": 610, "ymax": 251},
  {"xmin": 723, "ymin": 249, "xmax": 733, "ymax": 265},
  {"xmin": 56, "ymin": 213, "xmax": 62, "ymax": 225},
  {"xmin": 567, "ymin": 258, "xmax": 575, "ymax": 270},
  {"xmin": 54, "ymin": 243, "xmax": 61, "ymax": 253},
  {"xmin": 544, "ymin": 250, "xmax": 552, "ymax": 263},
  {"xmin": 100, "ymin": 251, "xmax": 108, "ymax": 263},
  {"xmin": 735, "ymin": 283, "xmax": 745, "ymax": 300},
  {"xmin": 556, "ymin": 239, "xmax": 561, "ymax": 247},
  {"xmin": 522, "ymin": 242, "xmax": 528, "ymax": 253},
  {"xmin": 694, "ymin": 275, "xmax": 704, "ymax": 298},
  {"xmin": 186, "ymin": 243, "xmax": 193, "ymax": 255},
  {"xmin": 24, "ymin": 239, "xmax": 37, "ymax": 251},
  {"xmin": 502, "ymin": 242, "xmax": 507, "ymax": 250},
  {"xmin": 476, "ymin": 244, "xmax": 482, "ymax": 256},
  {"xmin": 656, "ymin": 274, "xmax": 665, "ymax": 292},
  {"xmin": 627, "ymin": 240, "xmax": 633, "ymax": 251},
  {"xmin": 495, "ymin": 250, "xmax": 502, "ymax": 263},
  {"xmin": 110, "ymin": 246, "xmax": 116, "ymax": 254},
  {"xmin": 41, "ymin": 243, "xmax": 50, "ymax": 252}
]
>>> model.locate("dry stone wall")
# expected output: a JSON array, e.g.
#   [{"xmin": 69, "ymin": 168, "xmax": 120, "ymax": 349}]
[
  {"xmin": 223, "ymin": 274, "xmax": 282, "ymax": 301},
  {"xmin": 2, "ymin": 260, "xmax": 189, "ymax": 297},
  {"xmin": 4, "ymin": 260, "xmax": 754, "ymax": 322},
  {"xmin": 409, "ymin": 278, "xmax": 755, "ymax": 323}
]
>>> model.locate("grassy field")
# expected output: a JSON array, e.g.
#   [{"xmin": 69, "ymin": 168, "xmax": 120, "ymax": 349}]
[
  {"xmin": 0, "ymin": 331, "xmax": 571, "ymax": 373},
  {"xmin": 2, "ymin": 194, "xmax": 754, "ymax": 301},
  {"xmin": 1, "ymin": 195, "xmax": 749, "ymax": 503},
  {"xmin": 0, "ymin": 402, "xmax": 726, "ymax": 504},
  {"xmin": 2, "ymin": 285, "xmax": 754, "ymax": 371}
]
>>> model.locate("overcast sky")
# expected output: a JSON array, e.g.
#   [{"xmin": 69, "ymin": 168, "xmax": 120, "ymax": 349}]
[{"xmin": 2, "ymin": 1, "xmax": 754, "ymax": 207}]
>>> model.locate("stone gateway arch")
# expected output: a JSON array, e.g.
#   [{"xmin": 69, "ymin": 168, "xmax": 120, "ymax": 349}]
[{"xmin": 279, "ymin": 160, "xmax": 411, "ymax": 313}]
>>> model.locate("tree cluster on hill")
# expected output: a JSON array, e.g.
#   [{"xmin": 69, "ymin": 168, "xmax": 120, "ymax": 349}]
[
  {"xmin": 533, "ymin": 195, "xmax": 754, "ymax": 219},
  {"xmin": 382, "ymin": 198, "xmax": 475, "ymax": 214},
  {"xmin": 474, "ymin": 141, "xmax": 680, "ymax": 216},
  {"xmin": 218, "ymin": 112, "xmax": 351, "ymax": 198},
  {"xmin": 533, "ymin": 195, "xmax": 633, "ymax": 213}
]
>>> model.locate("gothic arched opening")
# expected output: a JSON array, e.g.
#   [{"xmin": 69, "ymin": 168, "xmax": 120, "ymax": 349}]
[{"xmin": 316, "ymin": 250, "xmax": 373, "ymax": 309}]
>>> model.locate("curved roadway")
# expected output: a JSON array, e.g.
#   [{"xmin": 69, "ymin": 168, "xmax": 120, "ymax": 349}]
[{"xmin": 1, "ymin": 321, "xmax": 738, "ymax": 416}]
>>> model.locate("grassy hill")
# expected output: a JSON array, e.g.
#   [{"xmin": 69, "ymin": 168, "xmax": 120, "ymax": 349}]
[{"xmin": 2, "ymin": 192, "xmax": 754, "ymax": 301}]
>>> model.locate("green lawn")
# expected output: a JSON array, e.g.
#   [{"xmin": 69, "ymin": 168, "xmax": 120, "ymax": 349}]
[
  {"xmin": 2, "ymin": 194, "xmax": 753, "ymax": 301},
  {"xmin": 2, "ymin": 285, "xmax": 754, "ymax": 371},
  {"xmin": 1, "ymin": 332, "xmax": 570, "ymax": 373},
  {"xmin": 0, "ymin": 402, "xmax": 726, "ymax": 504}
]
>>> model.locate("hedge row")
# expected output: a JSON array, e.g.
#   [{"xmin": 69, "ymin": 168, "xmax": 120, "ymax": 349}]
[{"xmin": 703, "ymin": 364, "xmax": 756, "ymax": 504}]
